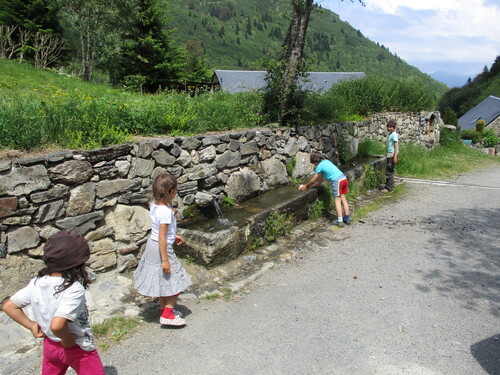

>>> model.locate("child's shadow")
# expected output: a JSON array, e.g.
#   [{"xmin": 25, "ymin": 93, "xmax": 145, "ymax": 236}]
[{"xmin": 104, "ymin": 366, "xmax": 118, "ymax": 374}]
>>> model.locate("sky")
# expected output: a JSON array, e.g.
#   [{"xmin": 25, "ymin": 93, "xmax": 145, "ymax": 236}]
[{"xmin": 321, "ymin": 0, "xmax": 500, "ymax": 80}]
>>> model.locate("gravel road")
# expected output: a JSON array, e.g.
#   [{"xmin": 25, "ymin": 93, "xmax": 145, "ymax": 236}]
[{"xmin": 14, "ymin": 165, "xmax": 500, "ymax": 375}]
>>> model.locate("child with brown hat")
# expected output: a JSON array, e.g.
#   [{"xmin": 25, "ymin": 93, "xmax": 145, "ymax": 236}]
[{"xmin": 2, "ymin": 230, "xmax": 105, "ymax": 375}]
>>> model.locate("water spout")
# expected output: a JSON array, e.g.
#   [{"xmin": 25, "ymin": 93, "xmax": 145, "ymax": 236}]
[{"xmin": 213, "ymin": 196, "xmax": 234, "ymax": 227}]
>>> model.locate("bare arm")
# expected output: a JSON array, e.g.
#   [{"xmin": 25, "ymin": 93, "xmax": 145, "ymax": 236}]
[
  {"xmin": 300, "ymin": 173, "xmax": 322, "ymax": 191},
  {"xmin": 50, "ymin": 317, "xmax": 76, "ymax": 347},
  {"xmin": 394, "ymin": 141, "xmax": 399, "ymax": 164},
  {"xmin": 159, "ymin": 223, "xmax": 170, "ymax": 274},
  {"xmin": 2, "ymin": 299, "xmax": 44, "ymax": 338}
]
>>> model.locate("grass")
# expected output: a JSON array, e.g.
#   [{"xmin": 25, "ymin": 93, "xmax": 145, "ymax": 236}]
[
  {"xmin": 0, "ymin": 59, "xmax": 263, "ymax": 151},
  {"xmin": 396, "ymin": 142, "xmax": 499, "ymax": 180},
  {"xmin": 92, "ymin": 316, "xmax": 142, "ymax": 351}
]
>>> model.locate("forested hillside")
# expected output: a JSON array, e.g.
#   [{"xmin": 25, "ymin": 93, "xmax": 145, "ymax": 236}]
[
  {"xmin": 166, "ymin": 0, "xmax": 447, "ymax": 97},
  {"xmin": 439, "ymin": 55, "xmax": 500, "ymax": 121},
  {"xmin": 0, "ymin": 0, "xmax": 446, "ymax": 97}
]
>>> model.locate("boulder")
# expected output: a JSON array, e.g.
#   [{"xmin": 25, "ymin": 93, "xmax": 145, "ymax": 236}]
[
  {"xmin": 104, "ymin": 205, "xmax": 150, "ymax": 243},
  {"xmin": 0, "ymin": 165, "xmax": 51, "ymax": 196},
  {"xmin": 225, "ymin": 168, "xmax": 261, "ymax": 202}
]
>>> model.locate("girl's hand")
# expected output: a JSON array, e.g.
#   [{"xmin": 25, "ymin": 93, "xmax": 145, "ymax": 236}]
[
  {"xmin": 162, "ymin": 260, "xmax": 171, "ymax": 274},
  {"xmin": 30, "ymin": 321, "xmax": 45, "ymax": 338},
  {"xmin": 175, "ymin": 235, "xmax": 184, "ymax": 245}
]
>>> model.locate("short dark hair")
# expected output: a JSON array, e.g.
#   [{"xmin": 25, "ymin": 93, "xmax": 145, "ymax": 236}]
[
  {"xmin": 310, "ymin": 152, "xmax": 324, "ymax": 164},
  {"xmin": 387, "ymin": 119, "xmax": 397, "ymax": 128}
]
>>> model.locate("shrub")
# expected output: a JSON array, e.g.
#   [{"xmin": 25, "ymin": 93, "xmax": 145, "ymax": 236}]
[
  {"xmin": 442, "ymin": 107, "xmax": 458, "ymax": 126},
  {"xmin": 357, "ymin": 139, "xmax": 385, "ymax": 157},
  {"xmin": 439, "ymin": 126, "xmax": 461, "ymax": 146},
  {"xmin": 460, "ymin": 129, "xmax": 482, "ymax": 143},
  {"xmin": 476, "ymin": 119, "xmax": 485, "ymax": 133},
  {"xmin": 264, "ymin": 211, "xmax": 293, "ymax": 242},
  {"xmin": 301, "ymin": 76, "xmax": 435, "ymax": 124},
  {"xmin": 482, "ymin": 129, "xmax": 500, "ymax": 147}
]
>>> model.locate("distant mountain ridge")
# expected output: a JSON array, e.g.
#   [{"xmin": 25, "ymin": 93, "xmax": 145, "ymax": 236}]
[
  {"xmin": 430, "ymin": 71, "xmax": 469, "ymax": 88},
  {"xmin": 166, "ymin": 0, "xmax": 447, "ymax": 97}
]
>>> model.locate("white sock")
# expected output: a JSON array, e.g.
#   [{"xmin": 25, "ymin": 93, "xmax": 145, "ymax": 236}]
[{"xmin": 337, "ymin": 217, "xmax": 343, "ymax": 222}]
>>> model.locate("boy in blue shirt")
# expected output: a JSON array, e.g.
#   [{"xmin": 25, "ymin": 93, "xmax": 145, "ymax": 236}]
[
  {"xmin": 381, "ymin": 119, "xmax": 399, "ymax": 193},
  {"xmin": 299, "ymin": 152, "xmax": 350, "ymax": 227}
]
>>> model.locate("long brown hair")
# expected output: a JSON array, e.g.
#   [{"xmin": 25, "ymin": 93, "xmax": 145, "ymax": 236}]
[{"xmin": 152, "ymin": 173, "xmax": 178, "ymax": 204}]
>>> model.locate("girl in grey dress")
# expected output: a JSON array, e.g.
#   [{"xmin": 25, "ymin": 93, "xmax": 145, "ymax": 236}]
[{"xmin": 134, "ymin": 173, "xmax": 192, "ymax": 326}]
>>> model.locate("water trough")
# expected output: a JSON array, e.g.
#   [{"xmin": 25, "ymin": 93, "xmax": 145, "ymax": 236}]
[{"xmin": 177, "ymin": 155, "xmax": 385, "ymax": 267}]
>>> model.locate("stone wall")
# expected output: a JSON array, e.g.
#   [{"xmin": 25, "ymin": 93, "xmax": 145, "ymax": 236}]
[
  {"xmin": 0, "ymin": 111, "xmax": 442, "ymax": 301},
  {"xmin": 487, "ymin": 115, "xmax": 500, "ymax": 137}
]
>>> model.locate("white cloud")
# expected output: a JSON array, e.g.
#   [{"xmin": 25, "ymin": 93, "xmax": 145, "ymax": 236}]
[{"xmin": 321, "ymin": 0, "xmax": 500, "ymax": 76}]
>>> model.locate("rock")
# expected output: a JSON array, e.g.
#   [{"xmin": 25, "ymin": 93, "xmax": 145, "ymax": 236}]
[
  {"xmin": 128, "ymin": 158, "xmax": 155, "ymax": 178},
  {"xmin": 48, "ymin": 160, "xmax": 93, "ymax": 185},
  {"xmin": 117, "ymin": 254, "xmax": 138, "ymax": 273},
  {"xmin": 198, "ymin": 146, "xmax": 217, "ymax": 162},
  {"xmin": 30, "ymin": 186, "xmax": 69, "ymax": 204},
  {"xmin": 292, "ymin": 151, "xmax": 314, "ymax": 179},
  {"xmin": 202, "ymin": 135, "xmax": 222, "ymax": 146},
  {"xmin": 104, "ymin": 205, "xmax": 150, "ymax": 243},
  {"xmin": 56, "ymin": 211, "xmax": 104, "ymax": 235},
  {"xmin": 187, "ymin": 165, "xmax": 218, "ymax": 181},
  {"xmin": 0, "ymin": 256, "xmax": 45, "ymax": 302},
  {"xmin": 195, "ymin": 191, "xmax": 215, "ymax": 207},
  {"xmin": 67, "ymin": 183, "xmax": 96, "ymax": 217},
  {"xmin": 225, "ymin": 168, "xmax": 261, "ymax": 202},
  {"xmin": 181, "ymin": 137, "xmax": 201, "ymax": 151},
  {"xmin": 261, "ymin": 157, "xmax": 289, "ymax": 188},
  {"xmin": 240, "ymin": 141, "xmax": 259, "ymax": 156},
  {"xmin": 115, "ymin": 160, "xmax": 131, "ymax": 176},
  {"xmin": 33, "ymin": 200, "xmax": 66, "ymax": 224},
  {"xmin": 96, "ymin": 179, "xmax": 139, "ymax": 198},
  {"xmin": 215, "ymin": 150, "xmax": 241, "ymax": 170},
  {"xmin": 7, "ymin": 227, "xmax": 40, "ymax": 253},
  {"xmin": 0, "ymin": 165, "xmax": 51, "ymax": 196},
  {"xmin": 177, "ymin": 150, "xmax": 192, "ymax": 167},
  {"xmin": 0, "ymin": 198, "xmax": 17, "ymax": 219},
  {"xmin": 152, "ymin": 149, "xmax": 176, "ymax": 166},
  {"xmin": 135, "ymin": 141, "xmax": 155, "ymax": 158}
]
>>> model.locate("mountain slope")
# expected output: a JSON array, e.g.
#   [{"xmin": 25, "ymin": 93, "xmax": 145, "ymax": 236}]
[{"xmin": 166, "ymin": 0, "xmax": 447, "ymax": 98}]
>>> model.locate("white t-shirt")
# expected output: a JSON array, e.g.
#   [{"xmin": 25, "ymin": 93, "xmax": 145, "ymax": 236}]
[
  {"xmin": 149, "ymin": 203, "xmax": 177, "ymax": 247},
  {"xmin": 11, "ymin": 276, "xmax": 96, "ymax": 351}
]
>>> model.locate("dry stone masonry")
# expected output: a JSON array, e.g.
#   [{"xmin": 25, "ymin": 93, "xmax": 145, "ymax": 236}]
[{"xmin": 0, "ymin": 111, "xmax": 442, "ymax": 301}]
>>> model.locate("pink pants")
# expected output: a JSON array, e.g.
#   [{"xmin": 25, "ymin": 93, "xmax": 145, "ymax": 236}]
[{"xmin": 42, "ymin": 338, "xmax": 104, "ymax": 375}]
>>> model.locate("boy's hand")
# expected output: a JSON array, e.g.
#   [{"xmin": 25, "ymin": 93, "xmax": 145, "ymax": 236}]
[
  {"xmin": 162, "ymin": 260, "xmax": 171, "ymax": 274},
  {"xmin": 175, "ymin": 235, "xmax": 184, "ymax": 245},
  {"xmin": 30, "ymin": 322, "xmax": 45, "ymax": 338},
  {"xmin": 394, "ymin": 155, "xmax": 398, "ymax": 164}
]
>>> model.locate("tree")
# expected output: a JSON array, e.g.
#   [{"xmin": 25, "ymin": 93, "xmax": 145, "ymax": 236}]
[
  {"xmin": 183, "ymin": 39, "xmax": 211, "ymax": 83},
  {"xmin": 54, "ymin": 0, "xmax": 127, "ymax": 81},
  {"xmin": 113, "ymin": 0, "xmax": 185, "ymax": 92},
  {"xmin": 263, "ymin": 0, "xmax": 364, "ymax": 126}
]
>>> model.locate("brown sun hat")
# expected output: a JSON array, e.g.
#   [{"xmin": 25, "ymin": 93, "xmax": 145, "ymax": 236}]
[{"xmin": 42, "ymin": 231, "xmax": 90, "ymax": 272}]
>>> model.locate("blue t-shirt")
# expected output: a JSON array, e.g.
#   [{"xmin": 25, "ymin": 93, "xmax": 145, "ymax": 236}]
[
  {"xmin": 315, "ymin": 160, "xmax": 343, "ymax": 181},
  {"xmin": 387, "ymin": 131, "xmax": 398, "ymax": 153}
]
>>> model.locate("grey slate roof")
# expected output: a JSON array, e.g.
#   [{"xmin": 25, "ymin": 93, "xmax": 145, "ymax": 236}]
[
  {"xmin": 457, "ymin": 95, "xmax": 500, "ymax": 130},
  {"xmin": 212, "ymin": 70, "xmax": 366, "ymax": 93}
]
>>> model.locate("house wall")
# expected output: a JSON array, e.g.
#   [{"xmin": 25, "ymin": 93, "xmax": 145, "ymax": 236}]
[
  {"xmin": 0, "ymin": 111, "xmax": 442, "ymax": 301},
  {"xmin": 488, "ymin": 115, "xmax": 500, "ymax": 136}
]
